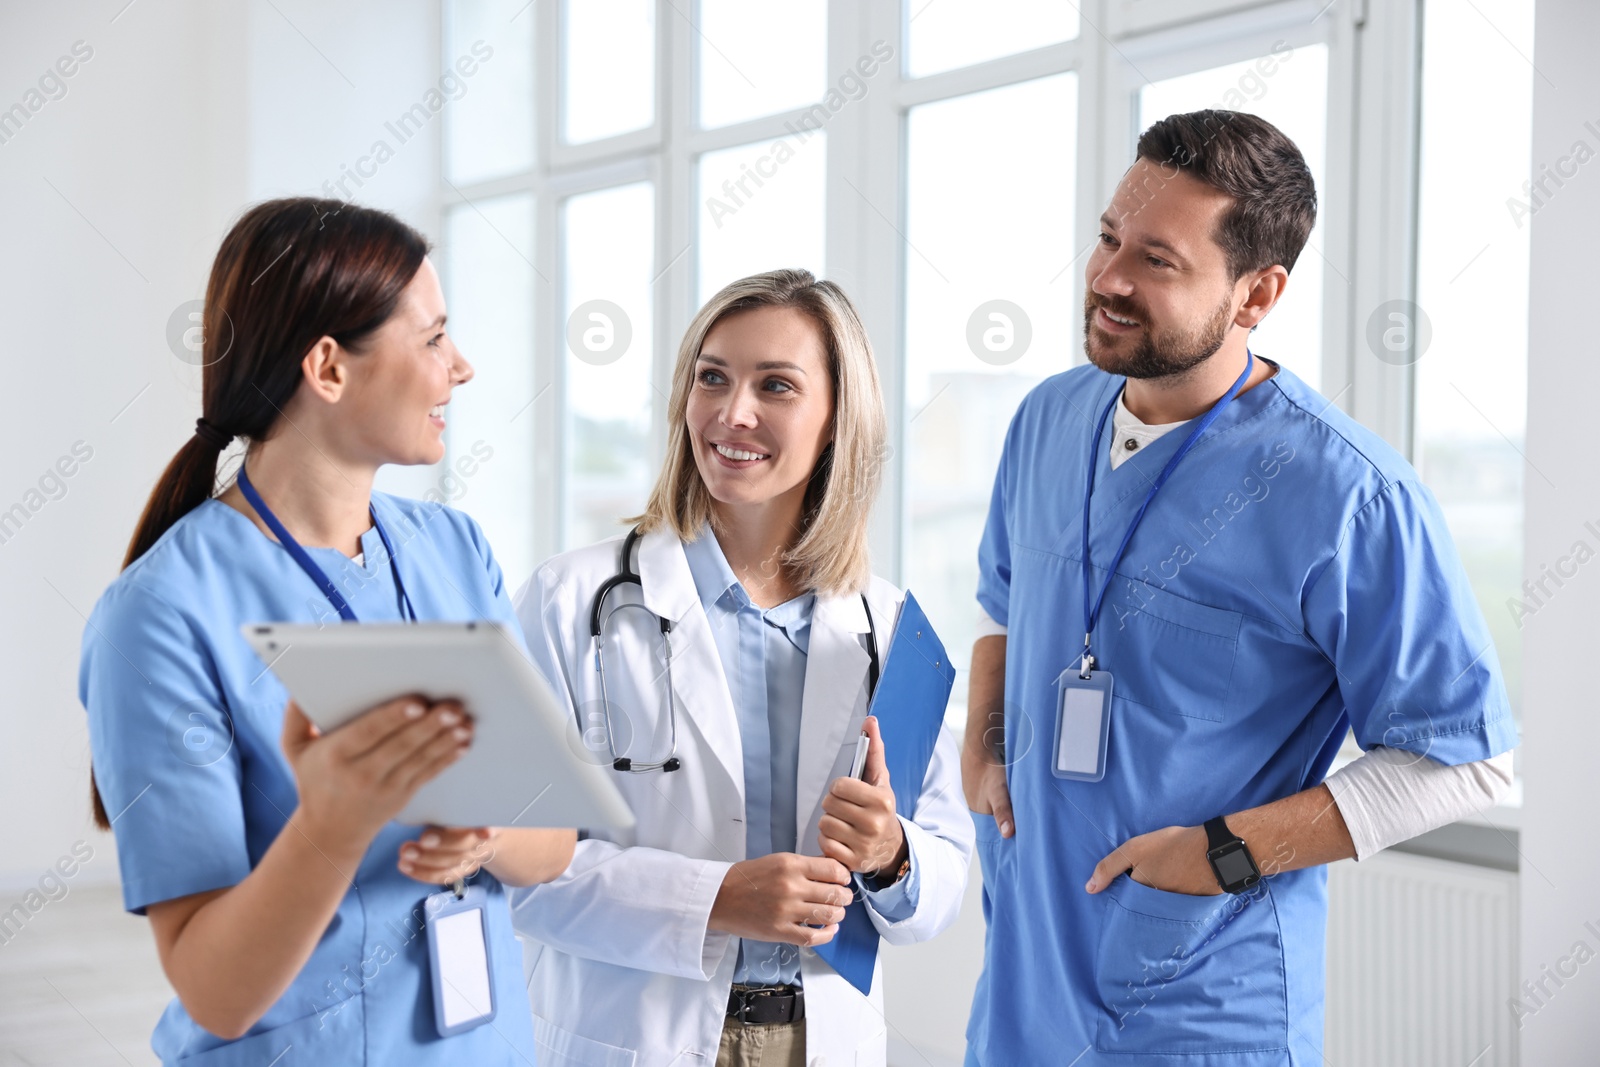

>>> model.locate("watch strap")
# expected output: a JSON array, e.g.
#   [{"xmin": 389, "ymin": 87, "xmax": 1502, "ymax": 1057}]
[{"xmin": 1203, "ymin": 816, "xmax": 1237, "ymax": 851}]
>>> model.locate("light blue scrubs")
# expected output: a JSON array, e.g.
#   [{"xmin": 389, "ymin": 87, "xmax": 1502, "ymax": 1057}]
[
  {"xmin": 79, "ymin": 494, "xmax": 539, "ymax": 1066},
  {"xmin": 681, "ymin": 530, "xmax": 917, "ymax": 987},
  {"xmin": 969, "ymin": 362, "xmax": 1517, "ymax": 1066}
]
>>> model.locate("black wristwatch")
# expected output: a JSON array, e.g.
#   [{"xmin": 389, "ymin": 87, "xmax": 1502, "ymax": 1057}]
[{"xmin": 1203, "ymin": 816, "xmax": 1262, "ymax": 894}]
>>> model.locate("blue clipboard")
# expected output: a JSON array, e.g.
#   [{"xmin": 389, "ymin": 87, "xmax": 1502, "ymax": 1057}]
[{"xmin": 814, "ymin": 591, "xmax": 954, "ymax": 994}]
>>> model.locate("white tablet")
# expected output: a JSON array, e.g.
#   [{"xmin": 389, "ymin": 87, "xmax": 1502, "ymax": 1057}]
[{"xmin": 241, "ymin": 621, "xmax": 634, "ymax": 832}]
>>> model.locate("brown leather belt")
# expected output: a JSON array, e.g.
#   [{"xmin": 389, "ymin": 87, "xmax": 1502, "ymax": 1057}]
[{"xmin": 726, "ymin": 984, "xmax": 804, "ymax": 1025}]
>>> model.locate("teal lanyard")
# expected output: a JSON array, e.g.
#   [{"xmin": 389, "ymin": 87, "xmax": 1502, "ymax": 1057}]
[{"xmin": 1078, "ymin": 350, "xmax": 1254, "ymax": 677}]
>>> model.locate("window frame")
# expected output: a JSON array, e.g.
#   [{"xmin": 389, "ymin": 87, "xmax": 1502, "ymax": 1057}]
[{"xmin": 437, "ymin": 0, "xmax": 1440, "ymax": 584}]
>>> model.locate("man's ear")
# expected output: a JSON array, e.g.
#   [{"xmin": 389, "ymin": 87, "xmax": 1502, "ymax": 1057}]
[
  {"xmin": 299, "ymin": 336, "xmax": 347, "ymax": 404},
  {"xmin": 1234, "ymin": 265, "xmax": 1289, "ymax": 330}
]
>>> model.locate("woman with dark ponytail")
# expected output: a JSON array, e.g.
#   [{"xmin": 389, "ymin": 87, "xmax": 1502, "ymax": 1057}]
[{"xmin": 79, "ymin": 198, "xmax": 568, "ymax": 1064}]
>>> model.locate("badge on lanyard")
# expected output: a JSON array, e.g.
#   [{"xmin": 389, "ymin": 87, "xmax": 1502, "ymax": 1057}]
[
  {"xmin": 1053, "ymin": 667, "xmax": 1114, "ymax": 781},
  {"xmin": 424, "ymin": 882, "xmax": 497, "ymax": 1037},
  {"xmin": 1065, "ymin": 351, "xmax": 1255, "ymax": 782}
]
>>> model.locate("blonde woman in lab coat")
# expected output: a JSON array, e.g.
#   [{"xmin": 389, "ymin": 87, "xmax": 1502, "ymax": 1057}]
[{"xmin": 510, "ymin": 269, "xmax": 973, "ymax": 1067}]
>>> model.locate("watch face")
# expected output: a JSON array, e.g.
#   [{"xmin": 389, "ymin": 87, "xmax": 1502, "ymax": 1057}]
[{"xmin": 1212, "ymin": 847, "xmax": 1259, "ymax": 887}]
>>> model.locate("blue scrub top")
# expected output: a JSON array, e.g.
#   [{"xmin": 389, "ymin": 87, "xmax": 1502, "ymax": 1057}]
[
  {"xmin": 969, "ymin": 362, "xmax": 1517, "ymax": 1066},
  {"xmin": 79, "ymin": 494, "xmax": 539, "ymax": 1066}
]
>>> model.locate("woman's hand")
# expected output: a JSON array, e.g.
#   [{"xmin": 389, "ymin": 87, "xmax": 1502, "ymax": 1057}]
[
  {"xmin": 708, "ymin": 853, "xmax": 853, "ymax": 946},
  {"xmin": 400, "ymin": 827, "xmax": 495, "ymax": 885},
  {"xmin": 399, "ymin": 827, "xmax": 580, "ymax": 888},
  {"xmin": 818, "ymin": 716, "xmax": 907, "ymax": 879},
  {"xmin": 280, "ymin": 697, "xmax": 472, "ymax": 852}
]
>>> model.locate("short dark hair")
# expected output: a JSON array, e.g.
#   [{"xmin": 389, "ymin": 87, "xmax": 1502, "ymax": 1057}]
[{"xmin": 1136, "ymin": 110, "xmax": 1317, "ymax": 278}]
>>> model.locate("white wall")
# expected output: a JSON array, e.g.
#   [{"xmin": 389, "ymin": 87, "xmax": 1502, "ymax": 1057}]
[
  {"xmin": 0, "ymin": 0, "xmax": 443, "ymax": 892},
  {"xmin": 1518, "ymin": 1, "xmax": 1600, "ymax": 1060},
  {"xmin": 0, "ymin": 0, "xmax": 248, "ymax": 892}
]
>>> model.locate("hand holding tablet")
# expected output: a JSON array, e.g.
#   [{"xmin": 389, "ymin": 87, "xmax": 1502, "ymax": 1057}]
[{"xmin": 244, "ymin": 620, "xmax": 633, "ymax": 832}]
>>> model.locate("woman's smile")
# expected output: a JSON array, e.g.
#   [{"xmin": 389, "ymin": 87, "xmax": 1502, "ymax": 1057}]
[{"xmin": 708, "ymin": 440, "xmax": 773, "ymax": 467}]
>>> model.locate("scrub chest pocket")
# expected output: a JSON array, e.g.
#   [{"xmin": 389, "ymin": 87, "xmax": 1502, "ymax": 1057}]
[
  {"xmin": 1087, "ymin": 566, "xmax": 1241, "ymax": 724},
  {"xmin": 1015, "ymin": 546, "xmax": 1243, "ymax": 724},
  {"xmin": 1094, "ymin": 876, "xmax": 1289, "ymax": 1058}
]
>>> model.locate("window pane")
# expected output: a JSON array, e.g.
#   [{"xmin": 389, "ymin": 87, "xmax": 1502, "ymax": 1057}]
[
  {"xmin": 1414, "ymin": 0, "xmax": 1533, "ymax": 718},
  {"xmin": 695, "ymin": 134, "xmax": 826, "ymax": 304},
  {"xmin": 442, "ymin": 193, "xmax": 538, "ymax": 583},
  {"xmin": 906, "ymin": 0, "xmax": 1078, "ymax": 79},
  {"xmin": 697, "ymin": 0, "xmax": 826, "ymax": 129},
  {"xmin": 562, "ymin": 0, "xmax": 654, "ymax": 143},
  {"xmin": 445, "ymin": 0, "xmax": 535, "ymax": 184},
  {"xmin": 903, "ymin": 74, "xmax": 1077, "ymax": 710},
  {"xmin": 1139, "ymin": 43, "xmax": 1330, "ymax": 390},
  {"xmin": 563, "ymin": 183, "xmax": 656, "ymax": 548}
]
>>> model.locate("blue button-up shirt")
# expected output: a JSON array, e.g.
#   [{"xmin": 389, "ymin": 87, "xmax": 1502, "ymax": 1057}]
[{"xmin": 682, "ymin": 529, "xmax": 915, "ymax": 986}]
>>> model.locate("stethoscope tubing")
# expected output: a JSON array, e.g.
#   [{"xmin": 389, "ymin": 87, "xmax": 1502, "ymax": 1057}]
[{"xmin": 589, "ymin": 525, "xmax": 880, "ymax": 774}]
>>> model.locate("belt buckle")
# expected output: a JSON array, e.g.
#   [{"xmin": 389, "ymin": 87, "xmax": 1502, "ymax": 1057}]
[{"xmin": 730, "ymin": 985, "xmax": 788, "ymax": 1025}]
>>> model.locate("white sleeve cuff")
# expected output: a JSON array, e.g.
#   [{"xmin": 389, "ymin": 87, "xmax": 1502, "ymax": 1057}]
[
  {"xmin": 1325, "ymin": 747, "xmax": 1514, "ymax": 861},
  {"xmin": 975, "ymin": 607, "xmax": 1008, "ymax": 639}
]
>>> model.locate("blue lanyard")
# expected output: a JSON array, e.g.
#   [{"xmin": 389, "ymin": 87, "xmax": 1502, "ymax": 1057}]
[
  {"xmin": 236, "ymin": 464, "xmax": 416, "ymax": 623},
  {"xmin": 1078, "ymin": 350, "xmax": 1254, "ymax": 676}
]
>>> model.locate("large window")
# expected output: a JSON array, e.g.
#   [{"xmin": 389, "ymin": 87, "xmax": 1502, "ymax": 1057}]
[
  {"xmin": 696, "ymin": 135, "xmax": 827, "ymax": 304},
  {"xmin": 440, "ymin": 192, "xmax": 537, "ymax": 584},
  {"xmin": 443, "ymin": 0, "xmax": 534, "ymax": 185},
  {"xmin": 439, "ymin": 0, "xmax": 1531, "ymax": 740},
  {"xmin": 696, "ymin": 1, "xmax": 827, "ymax": 129},
  {"xmin": 562, "ymin": 182, "xmax": 656, "ymax": 547},
  {"xmin": 1414, "ymin": 0, "xmax": 1534, "ymax": 718},
  {"xmin": 561, "ymin": 0, "xmax": 654, "ymax": 143},
  {"xmin": 905, "ymin": 0, "xmax": 1079, "ymax": 77},
  {"xmin": 903, "ymin": 72, "xmax": 1078, "ymax": 674}
]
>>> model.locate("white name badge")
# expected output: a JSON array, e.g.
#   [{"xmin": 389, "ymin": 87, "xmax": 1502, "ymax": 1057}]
[
  {"xmin": 424, "ymin": 884, "xmax": 497, "ymax": 1038},
  {"xmin": 1052, "ymin": 669, "xmax": 1114, "ymax": 781}
]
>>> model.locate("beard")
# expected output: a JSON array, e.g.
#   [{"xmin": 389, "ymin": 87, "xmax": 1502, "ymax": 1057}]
[{"xmin": 1083, "ymin": 289, "xmax": 1234, "ymax": 380}]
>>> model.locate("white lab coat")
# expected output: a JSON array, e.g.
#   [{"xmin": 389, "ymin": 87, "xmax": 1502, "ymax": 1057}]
[{"xmin": 509, "ymin": 528, "xmax": 973, "ymax": 1067}]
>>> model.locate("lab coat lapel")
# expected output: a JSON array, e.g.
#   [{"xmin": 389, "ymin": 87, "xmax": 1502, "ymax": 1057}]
[
  {"xmin": 636, "ymin": 529, "xmax": 745, "ymax": 804},
  {"xmin": 795, "ymin": 591, "xmax": 872, "ymax": 853}
]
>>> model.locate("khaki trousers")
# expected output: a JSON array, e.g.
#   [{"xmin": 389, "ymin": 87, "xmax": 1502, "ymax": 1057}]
[{"xmin": 715, "ymin": 1016, "xmax": 806, "ymax": 1067}]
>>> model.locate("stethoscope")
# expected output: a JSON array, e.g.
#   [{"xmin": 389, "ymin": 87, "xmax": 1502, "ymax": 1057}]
[{"xmin": 589, "ymin": 526, "xmax": 881, "ymax": 773}]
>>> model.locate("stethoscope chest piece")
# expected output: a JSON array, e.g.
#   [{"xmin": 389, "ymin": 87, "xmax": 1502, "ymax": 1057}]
[{"xmin": 612, "ymin": 756, "xmax": 681, "ymax": 772}]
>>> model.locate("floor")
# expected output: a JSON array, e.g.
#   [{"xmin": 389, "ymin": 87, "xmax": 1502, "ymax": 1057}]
[
  {"xmin": 0, "ymin": 883, "xmax": 170, "ymax": 1066},
  {"xmin": 0, "ymin": 881, "xmax": 976, "ymax": 1066}
]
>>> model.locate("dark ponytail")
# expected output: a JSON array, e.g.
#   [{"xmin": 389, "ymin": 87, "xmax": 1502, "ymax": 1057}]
[{"xmin": 92, "ymin": 198, "xmax": 429, "ymax": 828}]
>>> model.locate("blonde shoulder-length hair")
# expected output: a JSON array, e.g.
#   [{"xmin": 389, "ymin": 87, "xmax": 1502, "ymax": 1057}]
[{"xmin": 629, "ymin": 269, "xmax": 886, "ymax": 598}]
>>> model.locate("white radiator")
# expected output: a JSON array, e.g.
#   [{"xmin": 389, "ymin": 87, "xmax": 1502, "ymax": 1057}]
[{"xmin": 1327, "ymin": 850, "xmax": 1520, "ymax": 1066}]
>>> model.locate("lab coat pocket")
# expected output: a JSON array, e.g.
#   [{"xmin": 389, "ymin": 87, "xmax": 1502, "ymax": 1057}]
[
  {"xmin": 532, "ymin": 1012, "xmax": 638, "ymax": 1067},
  {"xmin": 173, "ymin": 995, "xmax": 364, "ymax": 1064},
  {"xmin": 1093, "ymin": 576, "xmax": 1241, "ymax": 723},
  {"xmin": 854, "ymin": 1026, "xmax": 889, "ymax": 1067},
  {"xmin": 1093, "ymin": 875, "xmax": 1288, "ymax": 1057}
]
